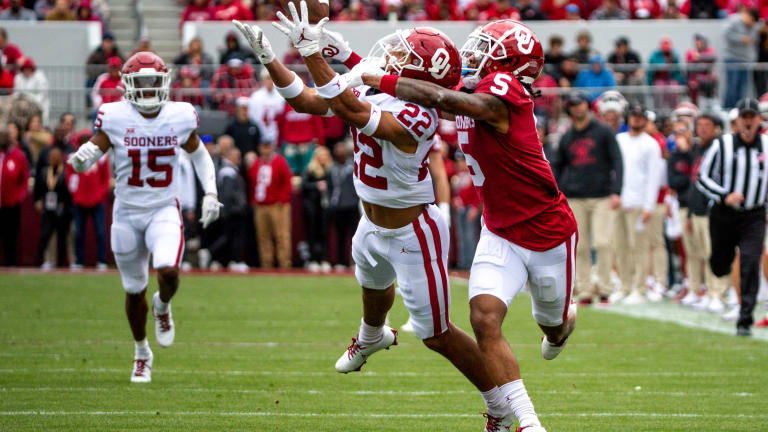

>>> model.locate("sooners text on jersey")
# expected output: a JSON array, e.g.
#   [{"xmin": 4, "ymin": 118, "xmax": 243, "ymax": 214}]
[
  {"xmin": 96, "ymin": 100, "xmax": 199, "ymax": 209},
  {"xmin": 455, "ymin": 72, "xmax": 576, "ymax": 251},
  {"xmin": 351, "ymin": 85, "xmax": 439, "ymax": 209}
]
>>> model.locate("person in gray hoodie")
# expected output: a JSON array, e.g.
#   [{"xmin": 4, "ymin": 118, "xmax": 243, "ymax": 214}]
[{"xmin": 722, "ymin": 7, "xmax": 761, "ymax": 108}]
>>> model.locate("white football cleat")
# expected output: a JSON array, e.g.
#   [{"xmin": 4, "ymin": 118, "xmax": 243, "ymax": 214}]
[
  {"xmin": 483, "ymin": 412, "xmax": 514, "ymax": 432},
  {"xmin": 130, "ymin": 351, "xmax": 153, "ymax": 383},
  {"xmin": 542, "ymin": 303, "xmax": 577, "ymax": 360},
  {"xmin": 608, "ymin": 291, "xmax": 627, "ymax": 304},
  {"xmin": 691, "ymin": 296, "xmax": 710, "ymax": 311},
  {"xmin": 516, "ymin": 426, "xmax": 547, "ymax": 432},
  {"xmin": 335, "ymin": 326, "xmax": 398, "ymax": 373},
  {"xmin": 680, "ymin": 290, "xmax": 699, "ymax": 306},
  {"xmin": 645, "ymin": 289, "xmax": 663, "ymax": 302},
  {"xmin": 707, "ymin": 297, "xmax": 725, "ymax": 313},
  {"xmin": 722, "ymin": 306, "xmax": 740, "ymax": 321},
  {"xmin": 622, "ymin": 290, "xmax": 647, "ymax": 305},
  {"xmin": 399, "ymin": 318, "xmax": 415, "ymax": 333},
  {"xmin": 153, "ymin": 292, "xmax": 175, "ymax": 347}
]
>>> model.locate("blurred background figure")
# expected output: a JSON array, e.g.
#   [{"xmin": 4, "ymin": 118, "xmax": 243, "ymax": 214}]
[
  {"xmin": 451, "ymin": 150, "xmax": 480, "ymax": 270},
  {"xmin": 276, "ymin": 104, "xmax": 324, "ymax": 175},
  {"xmin": 722, "ymin": 6, "xmax": 760, "ymax": 108},
  {"xmin": 34, "ymin": 146, "xmax": 70, "ymax": 269},
  {"xmin": 326, "ymin": 140, "xmax": 358, "ymax": 271},
  {"xmin": 248, "ymin": 68, "xmax": 285, "ymax": 147},
  {"xmin": 210, "ymin": 147, "xmax": 248, "ymax": 272},
  {"xmin": 685, "ymin": 34, "xmax": 718, "ymax": 109},
  {"xmin": 90, "ymin": 56, "xmax": 123, "ymax": 110},
  {"xmin": 648, "ymin": 37, "xmax": 686, "ymax": 110},
  {"xmin": 0, "ymin": 130, "xmax": 29, "ymax": 266},
  {"xmin": 301, "ymin": 146, "xmax": 332, "ymax": 273},
  {"xmin": 225, "ymin": 97, "xmax": 260, "ymax": 160},
  {"xmin": 13, "ymin": 58, "xmax": 49, "ymax": 123}
]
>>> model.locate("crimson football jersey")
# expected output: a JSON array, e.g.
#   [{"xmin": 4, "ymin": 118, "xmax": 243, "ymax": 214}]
[{"xmin": 454, "ymin": 72, "xmax": 576, "ymax": 251}]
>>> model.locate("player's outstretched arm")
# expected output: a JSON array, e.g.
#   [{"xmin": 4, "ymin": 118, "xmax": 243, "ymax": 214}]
[
  {"xmin": 363, "ymin": 74, "xmax": 509, "ymax": 131},
  {"xmin": 273, "ymin": 1, "xmax": 416, "ymax": 149},
  {"xmin": 67, "ymin": 129, "xmax": 111, "ymax": 172},
  {"xmin": 181, "ymin": 130, "xmax": 221, "ymax": 228},
  {"xmin": 233, "ymin": 20, "xmax": 329, "ymax": 116}
]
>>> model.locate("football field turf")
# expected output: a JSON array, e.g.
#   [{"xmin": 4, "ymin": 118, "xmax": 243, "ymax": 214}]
[{"xmin": 1, "ymin": 273, "xmax": 766, "ymax": 431}]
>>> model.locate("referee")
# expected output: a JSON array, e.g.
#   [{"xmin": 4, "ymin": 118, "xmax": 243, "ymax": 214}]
[{"xmin": 697, "ymin": 98, "xmax": 768, "ymax": 336}]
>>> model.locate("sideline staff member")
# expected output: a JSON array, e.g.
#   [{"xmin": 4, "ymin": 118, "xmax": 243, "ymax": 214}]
[{"xmin": 697, "ymin": 98, "xmax": 768, "ymax": 336}]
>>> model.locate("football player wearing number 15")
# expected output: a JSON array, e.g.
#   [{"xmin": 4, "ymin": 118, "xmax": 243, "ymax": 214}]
[
  {"xmin": 357, "ymin": 20, "xmax": 579, "ymax": 432},
  {"xmin": 67, "ymin": 52, "xmax": 222, "ymax": 383},
  {"xmin": 235, "ymin": 2, "xmax": 508, "ymax": 429}
]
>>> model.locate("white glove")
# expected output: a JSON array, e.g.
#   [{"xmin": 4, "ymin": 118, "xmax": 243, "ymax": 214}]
[
  {"xmin": 67, "ymin": 142, "xmax": 102, "ymax": 172},
  {"xmin": 343, "ymin": 56, "xmax": 385, "ymax": 88},
  {"xmin": 320, "ymin": 28, "xmax": 352, "ymax": 62},
  {"xmin": 200, "ymin": 194, "xmax": 222, "ymax": 229},
  {"xmin": 272, "ymin": 0, "xmax": 329, "ymax": 57},
  {"xmin": 232, "ymin": 20, "xmax": 275, "ymax": 64}
]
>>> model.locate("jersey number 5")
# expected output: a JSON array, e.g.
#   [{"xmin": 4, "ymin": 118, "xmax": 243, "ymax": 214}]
[{"xmin": 127, "ymin": 148, "xmax": 175, "ymax": 188}]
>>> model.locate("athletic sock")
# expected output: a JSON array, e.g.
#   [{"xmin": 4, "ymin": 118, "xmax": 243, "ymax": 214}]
[
  {"xmin": 357, "ymin": 318, "xmax": 384, "ymax": 347},
  {"xmin": 500, "ymin": 379, "xmax": 541, "ymax": 427},
  {"xmin": 153, "ymin": 293, "xmax": 169, "ymax": 314},
  {"xmin": 480, "ymin": 386, "xmax": 509, "ymax": 417},
  {"xmin": 134, "ymin": 338, "xmax": 151, "ymax": 359}
]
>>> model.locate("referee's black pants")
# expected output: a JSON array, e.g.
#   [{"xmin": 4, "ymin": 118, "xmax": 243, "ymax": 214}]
[{"xmin": 709, "ymin": 205, "xmax": 766, "ymax": 329}]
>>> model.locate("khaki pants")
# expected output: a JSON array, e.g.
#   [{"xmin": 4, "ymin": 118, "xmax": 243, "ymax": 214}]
[
  {"xmin": 254, "ymin": 203, "xmax": 292, "ymax": 269},
  {"xmin": 680, "ymin": 209, "xmax": 727, "ymax": 299},
  {"xmin": 648, "ymin": 204, "xmax": 669, "ymax": 287},
  {"xmin": 569, "ymin": 197, "xmax": 616, "ymax": 298},
  {"xmin": 614, "ymin": 208, "xmax": 651, "ymax": 294}
]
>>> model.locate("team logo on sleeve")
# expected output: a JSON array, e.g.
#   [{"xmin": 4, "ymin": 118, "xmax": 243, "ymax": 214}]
[{"xmin": 428, "ymin": 48, "xmax": 451, "ymax": 80}]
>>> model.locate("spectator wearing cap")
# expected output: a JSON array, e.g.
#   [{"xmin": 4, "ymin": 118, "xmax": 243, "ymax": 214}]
[
  {"xmin": 13, "ymin": 58, "xmax": 50, "ymax": 123},
  {"xmin": 648, "ymin": 37, "xmax": 686, "ymax": 110},
  {"xmin": 86, "ymin": 32, "xmax": 124, "ymax": 86},
  {"xmin": 697, "ymin": 99, "xmax": 768, "ymax": 336},
  {"xmin": 564, "ymin": 3, "xmax": 582, "ymax": 20},
  {"xmin": 571, "ymin": 31, "xmax": 598, "ymax": 65},
  {"xmin": 609, "ymin": 37, "xmax": 644, "ymax": 88},
  {"xmin": 590, "ymin": 0, "xmax": 629, "ymax": 19},
  {"xmin": 173, "ymin": 37, "xmax": 215, "ymax": 83},
  {"xmin": 172, "ymin": 66, "xmax": 205, "ymax": 108},
  {"xmin": 45, "ymin": 0, "xmax": 75, "ymax": 20},
  {"xmin": 226, "ymin": 97, "xmax": 261, "ymax": 163},
  {"xmin": 613, "ymin": 104, "xmax": 664, "ymax": 304},
  {"xmin": 210, "ymin": 58, "xmax": 256, "ymax": 116},
  {"xmin": 212, "ymin": 0, "xmax": 253, "ymax": 21},
  {"xmin": 2, "ymin": 0, "xmax": 37, "ymax": 20},
  {"xmin": 90, "ymin": 56, "xmax": 123, "ymax": 109},
  {"xmin": 248, "ymin": 139, "xmax": 293, "ymax": 269},
  {"xmin": 574, "ymin": 55, "xmax": 616, "ymax": 100},
  {"xmin": 219, "ymin": 31, "xmax": 257, "ymax": 65},
  {"xmin": 722, "ymin": 7, "xmax": 761, "ymax": 108},
  {"xmin": 686, "ymin": 34, "xmax": 718, "ymax": 106},
  {"xmin": 248, "ymin": 67, "xmax": 285, "ymax": 145},
  {"xmin": 552, "ymin": 93, "xmax": 623, "ymax": 304},
  {"xmin": 65, "ymin": 134, "xmax": 110, "ymax": 270}
]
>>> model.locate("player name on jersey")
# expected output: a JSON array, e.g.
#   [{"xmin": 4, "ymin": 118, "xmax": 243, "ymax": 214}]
[{"xmin": 123, "ymin": 136, "xmax": 180, "ymax": 147}]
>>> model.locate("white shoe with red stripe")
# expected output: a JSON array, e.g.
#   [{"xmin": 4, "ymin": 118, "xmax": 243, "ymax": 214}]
[
  {"xmin": 153, "ymin": 292, "xmax": 175, "ymax": 347},
  {"xmin": 541, "ymin": 303, "xmax": 577, "ymax": 360},
  {"xmin": 130, "ymin": 351, "xmax": 153, "ymax": 383},
  {"xmin": 335, "ymin": 326, "xmax": 398, "ymax": 373},
  {"xmin": 483, "ymin": 412, "xmax": 514, "ymax": 431}
]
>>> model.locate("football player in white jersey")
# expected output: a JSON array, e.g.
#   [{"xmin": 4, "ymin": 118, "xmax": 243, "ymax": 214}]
[
  {"xmin": 68, "ymin": 52, "xmax": 221, "ymax": 383},
  {"xmin": 234, "ymin": 4, "xmax": 511, "ymax": 428}
]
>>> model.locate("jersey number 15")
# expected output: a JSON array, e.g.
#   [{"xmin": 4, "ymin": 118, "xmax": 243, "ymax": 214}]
[{"xmin": 127, "ymin": 148, "xmax": 175, "ymax": 188}]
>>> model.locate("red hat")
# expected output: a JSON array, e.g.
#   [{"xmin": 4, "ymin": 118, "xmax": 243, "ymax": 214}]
[
  {"xmin": 107, "ymin": 56, "xmax": 123, "ymax": 69},
  {"xmin": 21, "ymin": 58, "xmax": 36, "ymax": 71}
]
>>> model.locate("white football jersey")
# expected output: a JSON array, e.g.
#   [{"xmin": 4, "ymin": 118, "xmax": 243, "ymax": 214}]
[
  {"xmin": 351, "ymin": 85, "xmax": 438, "ymax": 209},
  {"xmin": 96, "ymin": 100, "xmax": 198, "ymax": 209}
]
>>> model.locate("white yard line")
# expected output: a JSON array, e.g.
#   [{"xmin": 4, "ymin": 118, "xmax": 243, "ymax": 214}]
[{"xmin": 0, "ymin": 411, "xmax": 766, "ymax": 419}]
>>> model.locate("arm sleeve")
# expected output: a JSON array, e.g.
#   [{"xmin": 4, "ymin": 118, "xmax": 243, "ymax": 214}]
[
  {"xmin": 696, "ymin": 139, "xmax": 727, "ymax": 202},
  {"xmin": 186, "ymin": 140, "xmax": 218, "ymax": 196},
  {"xmin": 608, "ymin": 131, "xmax": 623, "ymax": 195}
]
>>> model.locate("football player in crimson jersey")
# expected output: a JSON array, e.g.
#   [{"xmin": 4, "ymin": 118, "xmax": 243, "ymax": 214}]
[
  {"xmin": 68, "ymin": 52, "xmax": 221, "ymax": 383},
  {"xmin": 235, "ymin": 4, "xmax": 513, "ymax": 428},
  {"xmin": 357, "ymin": 20, "xmax": 578, "ymax": 432}
]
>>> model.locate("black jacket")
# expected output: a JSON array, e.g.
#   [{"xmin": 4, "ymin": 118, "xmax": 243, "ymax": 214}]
[
  {"xmin": 328, "ymin": 159, "xmax": 358, "ymax": 211},
  {"xmin": 552, "ymin": 118, "xmax": 623, "ymax": 198},
  {"xmin": 668, "ymin": 146, "xmax": 695, "ymax": 208},
  {"xmin": 216, "ymin": 160, "xmax": 247, "ymax": 218},
  {"xmin": 688, "ymin": 140, "xmax": 715, "ymax": 216},
  {"xmin": 225, "ymin": 119, "xmax": 261, "ymax": 156},
  {"xmin": 34, "ymin": 164, "xmax": 71, "ymax": 216}
]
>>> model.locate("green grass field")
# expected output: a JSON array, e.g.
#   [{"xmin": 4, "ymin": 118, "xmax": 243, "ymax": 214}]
[{"xmin": 1, "ymin": 273, "xmax": 766, "ymax": 431}]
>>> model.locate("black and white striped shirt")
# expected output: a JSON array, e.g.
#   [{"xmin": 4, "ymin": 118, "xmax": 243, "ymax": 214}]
[{"xmin": 697, "ymin": 133, "xmax": 768, "ymax": 210}]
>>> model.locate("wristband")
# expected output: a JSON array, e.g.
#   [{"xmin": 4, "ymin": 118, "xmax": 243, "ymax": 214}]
[
  {"xmin": 343, "ymin": 52, "xmax": 362, "ymax": 69},
  {"xmin": 315, "ymin": 73, "xmax": 348, "ymax": 99},
  {"xmin": 360, "ymin": 103, "xmax": 382, "ymax": 136},
  {"xmin": 275, "ymin": 72, "xmax": 304, "ymax": 99},
  {"xmin": 380, "ymin": 74, "xmax": 399, "ymax": 97}
]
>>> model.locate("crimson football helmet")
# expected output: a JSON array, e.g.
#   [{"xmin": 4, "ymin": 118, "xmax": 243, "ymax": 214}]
[
  {"xmin": 121, "ymin": 51, "xmax": 171, "ymax": 114},
  {"xmin": 368, "ymin": 27, "xmax": 461, "ymax": 89},
  {"xmin": 460, "ymin": 19, "xmax": 544, "ymax": 89}
]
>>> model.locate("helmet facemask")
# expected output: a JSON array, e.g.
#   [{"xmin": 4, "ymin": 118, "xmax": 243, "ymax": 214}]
[
  {"xmin": 122, "ymin": 69, "xmax": 171, "ymax": 114},
  {"xmin": 368, "ymin": 30, "xmax": 424, "ymax": 77}
]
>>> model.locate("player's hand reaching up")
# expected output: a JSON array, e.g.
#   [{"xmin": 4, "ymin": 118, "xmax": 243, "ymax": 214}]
[
  {"xmin": 319, "ymin": 28, "xmax": 352, "ymax": 62},
  {"xmin": 343, "ymin": 56, "xmax": 385, "ymax": 88},
  {"xmin": 232, "ymin": 20, "xmax": 275, "ymax": 64},
  {"xmin": 200, "ymin": 194, "xmax": 222, "ymax": 229},
  {"xmin": 273, "ymin": 0, "xmax": 328, "ymax": 57}
]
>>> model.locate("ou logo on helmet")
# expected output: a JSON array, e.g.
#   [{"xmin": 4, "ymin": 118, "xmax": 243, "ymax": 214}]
[
  {"xmin": 428, "ymin": 48, "xmax": 451, "ymax": 80},
  {"xmin": 512, "ymin": 25, "xmax": 534, "ymax": 55}
]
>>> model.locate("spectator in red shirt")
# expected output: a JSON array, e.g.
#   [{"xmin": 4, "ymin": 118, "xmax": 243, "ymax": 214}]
[
  {"xmin": 0, "ymin": 60, "xmax": 13, "ymax": 95},
  {"xmin": 91, "ymin": 56, "xmax": 123, "ymax": 109},
  {"xmin": 0, "ymin": 129, "xmax": 30, "ymax": 266},
  {"xmin": 628, "ymin": 0, "xmax": 663, "ymax": 18},
  {"xmin": 276, "ymin": 104, "xmax": 325, "ymax": 174},
  {"xmin": 541, "ymin": 0, "xmax": 580, "ymax": 20},
  {"xmin": 425, "ymin": 0, "xmax": 460, "ymax": 20},
  {"xmin": 181, "ymin": 0, "xmax": 213, "ymax": 26},
  {"xmin": 66, "ymin": 134, "xmax": 111, "ymax": 269},
  {"xmin": 248, "ymin": 141, "xmax": 293, "ymax": 269},
  {"xmin": 210, "ymin": 58, "xmax": 256, "ymax": 116},
  {"xmin": 76, "ymin": 1, "xmax": 104, "ymax": 32},
  {"xmin": 0, "ymin": 28, "xmax": 24, "ymax": 76},
  {"xmin": 172, "ymin": 66, "xmax": 205, "ymax": 108},
  {"xmin": 212, "ymin": 0, "xmax": 253, "ymax": 21}
]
